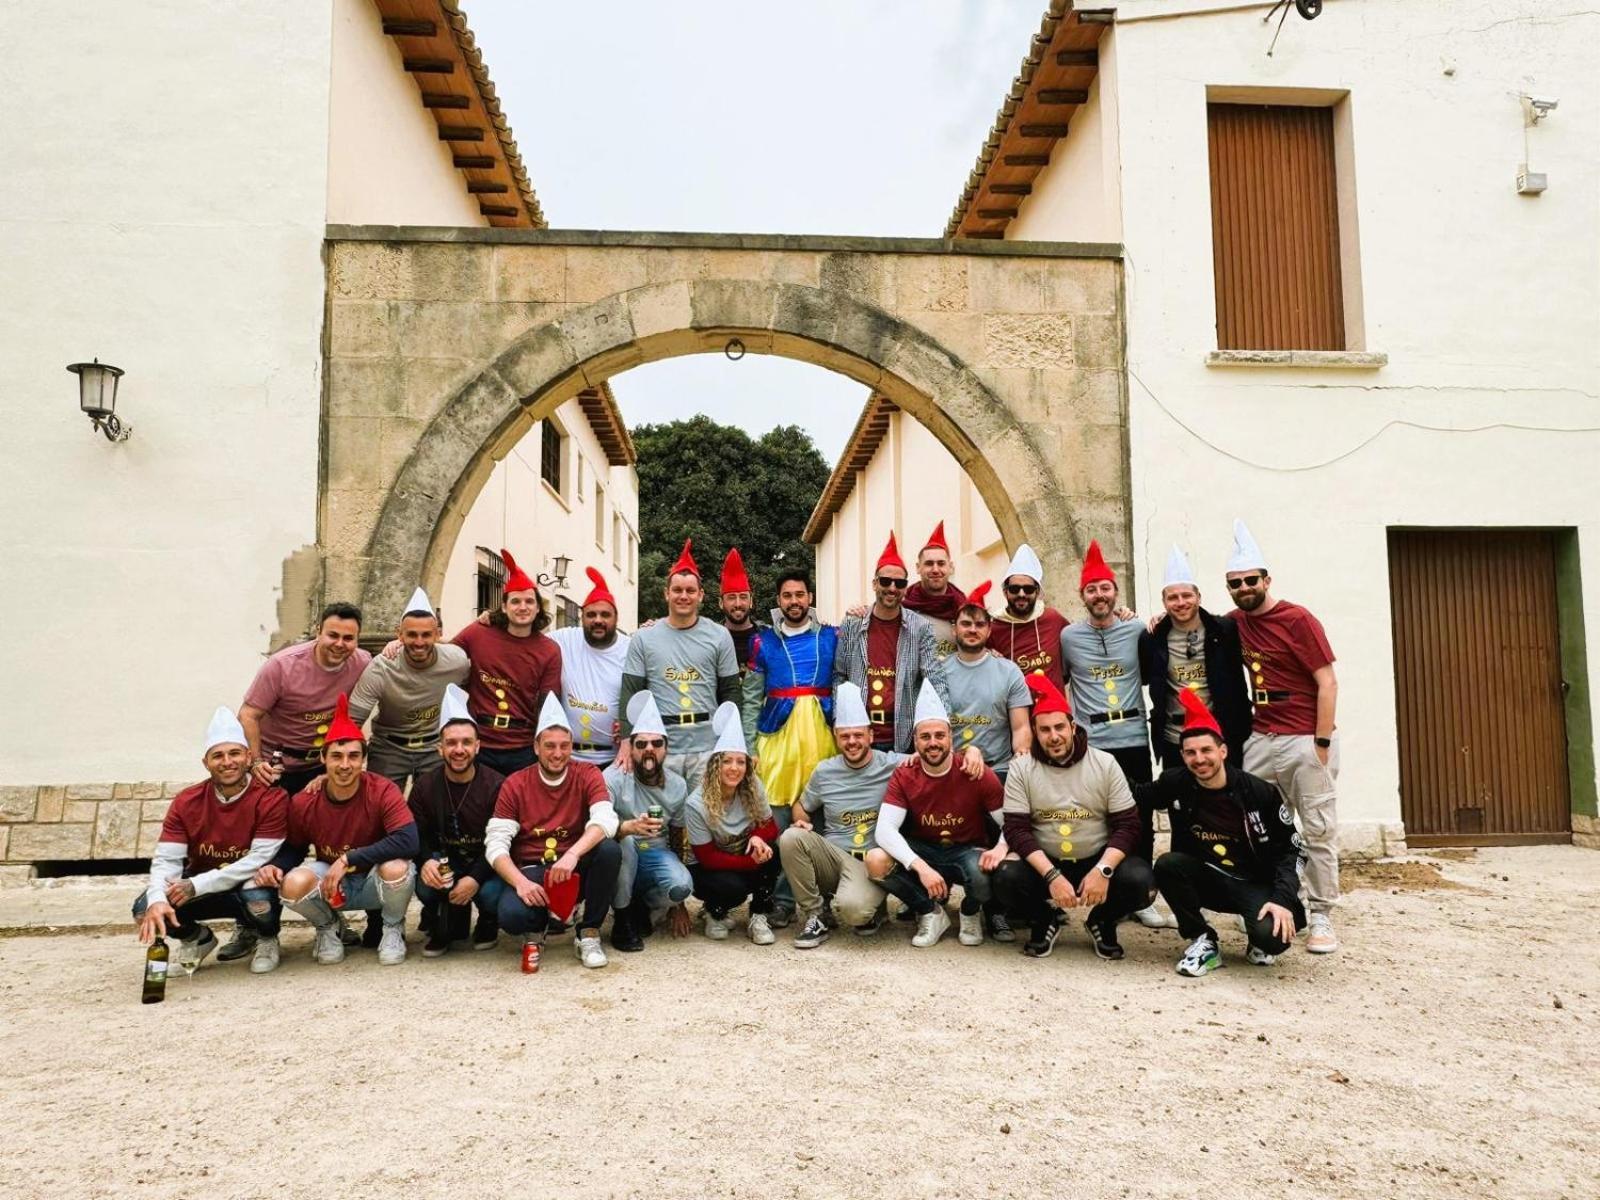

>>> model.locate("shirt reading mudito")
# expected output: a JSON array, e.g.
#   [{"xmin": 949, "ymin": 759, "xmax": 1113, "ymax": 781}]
[
  {"xmin": 880, "ymin": 761, "xmax": 1003, "ymax": 849},
  {"xmin": 621, "ymin": 619, "xmax": 739, "ymax": 754}
]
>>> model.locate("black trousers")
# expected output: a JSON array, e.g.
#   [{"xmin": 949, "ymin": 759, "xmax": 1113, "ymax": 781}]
[
  {"xmin": 1154, "ymin": 851, "xmax": 1305, "ymax": 954},
  {"xmin": 991, "ymin": 855, "xmax": 1154, "ymax": 933},
  {"xmin": 496, "ymin": 839, "xmax": 621, "ymax": 937},
  {"xmin": 132, "ymin": 886, "xmax": 282, "ymax": 939},
  {"xmin": 690, "ymin": 859, "xmax": 780, "ymax": 918},
  {"xmin": 1103, "ymin": 744, "xmax": 1155, "ymax": 864}
]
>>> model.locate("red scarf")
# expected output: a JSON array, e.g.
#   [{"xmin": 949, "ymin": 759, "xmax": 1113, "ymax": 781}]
[{"xmin": 903, "ymin": 582, "xmax": 967, "ymax": 623}]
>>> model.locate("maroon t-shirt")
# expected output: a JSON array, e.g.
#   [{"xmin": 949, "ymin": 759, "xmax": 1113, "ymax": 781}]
[
  {"xmin": 452, "ymin": 623, "xmax": 564, "ymax": 750},
  {"xmin": 161, "ymin": 780, "xmax": 288, "ymax": 875},
  {"xmin": 287, "ymin": 773, "xmax": 413, "ymax": 864},
  {"xmin": 866, "ymin": 615, "xmax": 901, "ymax": 747},
  {"xmin": 1231, "ymin": 600, "xmax": 1334, "ymax": 736},
  {"xmin": 989, "ymin": 607, "xmax": 1070, "ymax": 690},
  {"xmin": 493, "ymin": 761, "xmax": 609, "ymax": 864},
  {"xmin": 882, "ymin": 760, "xmax": 1003, "ymax": 848}
]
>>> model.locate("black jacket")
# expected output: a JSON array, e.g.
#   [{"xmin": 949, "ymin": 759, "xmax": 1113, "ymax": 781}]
[
  {"xmin": 1136, "ymin": 767, "xmax": 1305, "ymax": 909},
  {"xmin": 1139, "ymin": 608, "xmax": 1251, "ymax": 762}
]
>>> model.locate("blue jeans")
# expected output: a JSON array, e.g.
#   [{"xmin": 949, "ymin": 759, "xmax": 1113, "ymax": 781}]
[
  {"xmin": 285, "ymin": 863, "xmax": 414, "ymax": 931},
  {"xmin": 132, "ymin": 885, "xmax": 282, "ymax": 939},
  {"xmin": 877, "ymin": 839, "xmax": 992, "ymax": 916},
  {"xmin": 496, "ymin": 839, "xmax": 622, "ymax": 938},
  {"xmin": 615, "ymin": 838, "xmax": 694, "ymax": 909}
]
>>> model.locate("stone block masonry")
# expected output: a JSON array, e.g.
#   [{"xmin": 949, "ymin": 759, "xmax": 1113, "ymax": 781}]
[{"xmin": 0, "ymin": 782, "xmax": 183, "ymax": 884}]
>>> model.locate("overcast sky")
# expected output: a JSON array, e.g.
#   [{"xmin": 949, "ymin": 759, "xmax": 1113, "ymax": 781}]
[{"xmin": 468, "ymin": 0, "xmax": 1040, "ymax": 461}]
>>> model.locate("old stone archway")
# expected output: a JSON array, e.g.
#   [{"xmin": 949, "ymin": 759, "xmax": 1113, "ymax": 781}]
[{"xmin": 312, "ymin": 227, "xmax": 1128, "ymax": 634}]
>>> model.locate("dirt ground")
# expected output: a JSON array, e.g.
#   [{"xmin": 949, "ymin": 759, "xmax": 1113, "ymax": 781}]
[{"xmin": 1, "ymin": 845, "xmax": 1595, "ymax": 1200}]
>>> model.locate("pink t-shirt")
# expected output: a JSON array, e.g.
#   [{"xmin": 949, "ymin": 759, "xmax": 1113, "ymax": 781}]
[{"xmin": 242, "ymin": 640, "xmax": 372, "ymax": 767}]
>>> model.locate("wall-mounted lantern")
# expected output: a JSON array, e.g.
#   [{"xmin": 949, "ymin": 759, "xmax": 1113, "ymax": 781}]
[
  {"xmin": 67, "ymin": 358, "xmax": 131, "ymax": 442},
  {"xmin": 537, "ymin": 554, "xmax": 572, "ymax": 590}
]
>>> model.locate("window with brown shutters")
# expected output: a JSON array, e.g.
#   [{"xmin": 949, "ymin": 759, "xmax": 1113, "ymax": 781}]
[{"xmin": 1207, "ymin": 103, "xmax": 1345, "ymax": 351}]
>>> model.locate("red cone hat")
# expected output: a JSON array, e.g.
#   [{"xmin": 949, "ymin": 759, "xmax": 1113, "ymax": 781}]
[
  {"xmin": 718, "ymin": 547, "xmax": 751, "ymax": 595},
  {"xmin": 501, "ymin": 548, "xmax": 537, "ymax": 596},
  {"xmin": 668, "ymin": 538, "xmax": 699, "ymax": 580},
  {"xmin": 582, "ymin": 567, "xmax": 616, "ymax": 610},
  {"xmin": 324, "ymin": 693, "xmax": 365, "ymax": 747},
  {"xmin": 1025, "ymin": 673, "xmax": 1071, "ymax": 717},
  {"xmin": 875, "ymin": 532, "xmax": 906, "ymax": 574},
  {"xmin": 1078, "ymin": 539, "xmax": 1116, "ymax": 591}
]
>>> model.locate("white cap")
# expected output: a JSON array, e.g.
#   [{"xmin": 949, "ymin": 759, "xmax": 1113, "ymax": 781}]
[
  {"xmin": 626, "ymin": 691, "xmax": 667, "ymax": 740},
  {"xmin": 202, "ymin": 706, "xmax": 248, "ymax": 756},
  {"xmin": 1227, "ymin": 519, "xmax": 1269, "ymax": 574},
  {"xmin": 403, "ymin": 586, "xmax": 435, "ymax": 617},
  {"xmin": 1162, "ymin": 545, "xmax": 1198, "ymax": 592},
  {"xmin": 438, "ymin": 683, "xmax": 473, "ymax": 731},
  {"xmin": 833, "ymin": 682, "xmax": 870, "ymax": 730},
  {"xmin": 912, "ymin": 678, "xmax": 950, "ymax": 729},
  {"xmin": 711, "ymin": 701, "xmax": 747, "ymax": 756},
  {"xmin": 1003, "ymin": 543, "xmax": 1044, "ymax": 586},
  {"xmin": 536, "ymin": 692, "xmax": 571, "ymax": 736}
]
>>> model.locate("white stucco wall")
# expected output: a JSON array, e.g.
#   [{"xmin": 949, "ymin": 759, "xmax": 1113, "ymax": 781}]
[
  {"xmin": 326, "ymin": 0, "xmax": 487, "ymax": 226},
  {"xmin": 440, "ymin": 401, "xmax": 641, "ymax": 635},
  {"xmin": 1025, "ymin": 0, "xmax": 1600, "ymax": 844},
  {"xmin": 0, "ymin": 2, "xmax": 336, "ymax": 784}
]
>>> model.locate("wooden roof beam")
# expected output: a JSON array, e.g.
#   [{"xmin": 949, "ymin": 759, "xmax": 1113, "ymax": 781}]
[
  {"xmin": 421, "ymin": 93, "xmax": 470, "ymax": 109},
  {"xmin": 437, "ymin": 125, "xmax": 485, "ymax": 141},
  {"xmin": 383, "ymin": 18, "xmax": 438, "ymax": 36},
  {"xmin": 403, "ymin": 58, "xmax": 454, "ymax": 73}
]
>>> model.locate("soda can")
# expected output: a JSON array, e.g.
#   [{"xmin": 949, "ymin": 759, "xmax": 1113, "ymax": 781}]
[
  {"xmin": 521, "ymin": 942, "xmax": 542, "ymax": 974},
  {"xmin": 647, "ymin": 805, "xmax": 665, "ymax": 823}
]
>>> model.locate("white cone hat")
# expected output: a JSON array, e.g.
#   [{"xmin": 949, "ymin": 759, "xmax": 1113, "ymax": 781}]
[
  {"xmin": 912, "ymin": 678, "xmax": 950, "ymax": 729},
  {"xmin": 1227, "ymin": 519, "xmax": 1269, "ymax": 574},
  {"xmin": 1003, "ymin": 543, "xmax": 1044, "ymax": 586},
  {"xmin": 438, "ymin": 683, "xmax": 473, "ymax": 731},
  {"xmin": 536, "ymin": 691, "xmax": 571, "ymax": 736},
  {"xmin": 626, "ymin": 691, "xmax": 667, "ymax": 739},
  {"xmin": 403, "ymin": 586, "xmax": 435, "ymax": 617},
  {"xmin": 1162, "ymin": 545, "xmax": 1198, "ymax": 591},
  {"xmin": 711, "ymin": 701, "xmax": 747, "ymax": 756},
  {"xmin": 202, "ymin": 706, "xmax": 248, "ymax": 756},
  {"xmin": 833, "ymin": 682, "xmax": 870, "ymax": 730}
]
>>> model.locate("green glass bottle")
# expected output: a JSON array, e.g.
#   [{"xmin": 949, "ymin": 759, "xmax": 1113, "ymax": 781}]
[{"xmin": 142, "ymin": 938, "xmax": 169, "ymax": 1004}]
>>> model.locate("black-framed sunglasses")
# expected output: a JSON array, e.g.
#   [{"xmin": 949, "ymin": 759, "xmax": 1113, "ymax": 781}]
[
  {"xmin": 1004, "ymin": 583, "xmax": 1039, "ymax": 595},
  {"xmin": 1184, "ymin": 630, "xmax": 1201, "ymax": 660},
  {"xmin": 876, "ymin": 576, "xmax": 909, "ymax": 589},
  {"xmin": 1225, "ymin": 574, "xmax": 1263, "ymax": 590},
  {"xmin": 633, "ymin": 737, "xmax": 666, "ymax": 749}
]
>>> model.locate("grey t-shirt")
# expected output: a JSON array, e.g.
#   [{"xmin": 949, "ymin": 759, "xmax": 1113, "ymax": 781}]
[
  {"xmin": 800, "ymin": 749, "xmax": 908, "ymax": 856},
  {"xmin": 684, "ymin": 777, "xmax": 773, "ymax": 860},
  {"xmin": 346, "ymin": 644, "xmax": 472, "ymax": 741},
  {"xmin": 1060, "ymin": 618, "xmax": 1148, "ymax": 749},
  {"xmin": 1165, "ymin": 626, "xmax": 1212, "ymax": 744},
  {"xmin": 623, "ymin": 619, "xmax": 739, "ymax": 754},
  {"xmin": 944, "ymin": 653, "xmax": 1032, "ymax": 767},
  {"xmin": 604, "ymin": 765, "xmax": 688, "ymax": 853}
]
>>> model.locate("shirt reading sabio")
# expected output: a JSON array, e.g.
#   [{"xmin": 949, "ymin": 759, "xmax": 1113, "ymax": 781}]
[
  {"xmin": 881, "ymin": 760, "xmax": 1003, "ymax": 848},
  {"xmin": 1230, "ymin": 600, "xmax": 1334, "ymax": 736},
  {"xmin": 161, "ymin": 780, "xmax": 288, "ymax": 875},
  {"xmin": 623, "ymin": 620, "xmax": 739, "ymax": 754},
  {"xmin": 287, "ymin": 773, "xmax": 413, "ymax": 865}
]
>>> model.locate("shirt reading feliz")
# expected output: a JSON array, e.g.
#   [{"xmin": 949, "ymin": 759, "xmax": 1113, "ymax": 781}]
[
  {"xmin": 1059, "ymin": 618, "xmax": 1148, "ymax": 750},
  {"xmin": 881, "ymin": 760, "xmax": 1003, "ymax": 848},
  {"xmin": 800, "ymin": 750, "xmax": 905, "ymax": 857},
  {"xmin": 944, "ymin": 653, "xmax": 1031, "ymax": 767},
  {"xmin": 623, "ymin": 619, "xmax": 738, "ymax": 754},
  {"xmin": 493, "ymin": 762, "xmax": 611, "ymax": 865}
]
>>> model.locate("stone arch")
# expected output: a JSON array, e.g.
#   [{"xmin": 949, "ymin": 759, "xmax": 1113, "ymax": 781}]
[{"xmin": 357, "ymin": 278, "xmax": 1078, "ymax": 624}]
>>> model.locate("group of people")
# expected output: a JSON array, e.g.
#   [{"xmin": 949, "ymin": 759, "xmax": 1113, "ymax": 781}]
[{"xmin": 135, "ymin": 518, "xmax": 1340, "ymax": 980}]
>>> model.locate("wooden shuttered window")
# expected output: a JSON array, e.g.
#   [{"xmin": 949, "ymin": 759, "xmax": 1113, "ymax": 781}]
[{"xmin": 1207, "ymin": 103, "xmax": 1345, "ymax": 351}]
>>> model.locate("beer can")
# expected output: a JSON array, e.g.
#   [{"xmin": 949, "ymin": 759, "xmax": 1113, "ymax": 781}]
[{"xmin": 647, "ymin": 804, "xmax": 665, "ymax": 823}]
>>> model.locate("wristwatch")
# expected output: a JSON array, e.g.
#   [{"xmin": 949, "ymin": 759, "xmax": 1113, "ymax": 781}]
[
  {"xmin": 1314, "ymin": 736, "xmax": 1332, "ymax": 749},
  {"xmin": 1096, "ymin": 863, "xmax": 1114, "ymax": 879}
]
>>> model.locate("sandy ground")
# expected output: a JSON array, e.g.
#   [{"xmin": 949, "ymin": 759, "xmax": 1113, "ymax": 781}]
[{"xmin": 1, "ymin": 845, "xmax": 1595, "ymax": 1200}]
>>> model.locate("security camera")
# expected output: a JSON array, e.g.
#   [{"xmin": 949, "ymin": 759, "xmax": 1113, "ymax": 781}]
[{"xmin": 1522, "ymin": 94, "xmax": 1559, "ymax": 123}]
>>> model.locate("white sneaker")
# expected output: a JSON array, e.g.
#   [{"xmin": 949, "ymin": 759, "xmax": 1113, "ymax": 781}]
[
  {"xmin": 1246, "ymin": 946, "xmax": 1278, "ymax": 967},
  {"xmin": 1305, "ymin": 913, "xmax": 1339, "ymax": 954},
  {"xmin": 249, "ymin": 936, "xmax": 281, "ymax": 974},
  {"xmin": 1133, "ymin": 905, "xmax": 1174, "ymax": 929},
  {"xmin": 911, "ymin": 906, "xmax": 951, "ymax": 948},
  {"xmin": 704, "ymin": 913, "xmax": 731, "ymax": 940},
  {"xmin": 957, "ymin": 911, "xmax": 984, "ymax": 946},
  {"xmin": 748, "ymin": 913, "xmax": 776, "ymax": 945},
  {"xmin": 575, "ymin": 935, "xmax": 608, "ymax": 969},
  {"xmin": 377, "ymin": 925, "xmax": 406, "ymax": 966},
  {"xmin": 313, "ymin": 924, "xmax": 346, "ymax": 965}
]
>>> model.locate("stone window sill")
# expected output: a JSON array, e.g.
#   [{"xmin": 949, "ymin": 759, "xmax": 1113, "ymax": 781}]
[{"xmin": 1205, "ymin": 349, "xmax": 1387, "ymax": 369}]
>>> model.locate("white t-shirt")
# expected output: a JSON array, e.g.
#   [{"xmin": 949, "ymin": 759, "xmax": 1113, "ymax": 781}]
[{"xmin": 550, "ymin": 627, "xmax": 631, "ymax": 764}]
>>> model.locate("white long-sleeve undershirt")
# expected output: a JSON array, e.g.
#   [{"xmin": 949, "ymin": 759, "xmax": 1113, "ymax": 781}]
[{"xmin": 143, "ymin": 836, "xmax": 282, "ymax": 908}]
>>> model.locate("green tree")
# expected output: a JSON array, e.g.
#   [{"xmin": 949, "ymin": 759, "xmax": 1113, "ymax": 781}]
[{"xmin": 631, "ymin": 415, "xmax": 831, "ymax": 621}]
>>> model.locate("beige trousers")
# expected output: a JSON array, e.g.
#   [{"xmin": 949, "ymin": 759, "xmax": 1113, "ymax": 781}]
[
  {"xmin": 1243, "ymin": 731, "xmax": 1340, "ymax": 914},
  {"xmin": 777, "ymin": 827, "xmax": 885, "ymax": 926}
]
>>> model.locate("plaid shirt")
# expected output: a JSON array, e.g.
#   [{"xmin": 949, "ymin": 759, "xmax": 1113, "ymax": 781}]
[{"xmin": 832, "ymin": 608, "xmax": 949, "ymax": 753}]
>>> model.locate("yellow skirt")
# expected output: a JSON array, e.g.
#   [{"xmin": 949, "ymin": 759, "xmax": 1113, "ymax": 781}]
[{"xmin": 756, "ymin": 696, "xmax": 838, "ymax": 806}]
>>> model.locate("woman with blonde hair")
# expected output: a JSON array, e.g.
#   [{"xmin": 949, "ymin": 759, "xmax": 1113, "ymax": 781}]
[{"xmin": 686, "ymin": 704, "xmax": 782, "ymax": 944}]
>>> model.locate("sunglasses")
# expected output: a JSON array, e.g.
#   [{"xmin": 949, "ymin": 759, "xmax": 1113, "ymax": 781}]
[
  {"xmin": 1225, "ymin": 574, "xmax": 1263, "ymax": 591},
  {"xmin": 1184, "ymin": 630, "xmax": 1201, "ymax": 660},
  {"xmin": 1004, "ymin": 583, "xmax": 1039, "ymax": 595},
  {"xmin": 876, "ymin": 576, "xmax": 909, "ymax": 589},
  {"xmin": 633, "ymin": 737, "xmax": 666, "ymax": 749}
]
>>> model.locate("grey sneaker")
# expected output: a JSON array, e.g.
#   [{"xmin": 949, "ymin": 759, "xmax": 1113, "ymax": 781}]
[
  {"xmin": 748, "ymin": 913, "xmax": 776, "ymax": 945},
  {"xmin": 313, "ymin": 924, "xmax": 346, "ymax": 965},
  {"xmin": 911, "ymin": 906, "xmax": 951, "ymax": 948},
  {"xmin": 215, "ymin": 926, "xmax": 258, "ymax": 962},
  {"xmin": 957, "ymin": 911, "xmax": 984, "ymax": 946},
  {"xmin": 704, "ymin": 913, "xmax": 731, "ymax": 941},
  {"xmin": 1246, "ymin": 945, "xmax": 1278, "ymax": 966},
  {"xmin": 793, "ymin": 914, "xmax": 830, "ymax": 949},
  {"xmin": 377, "ymin": 925, "xmax": 406, "ymax": 966},
  {"xmin": 1305, "ymin": 913, "xmax": 1339, "ymax": 954},
  {"xmin": 1176, "ymin": 933, "xmax": 1223, "ymax": 977},
  {"xmin": 987, "ymin": 912, "xmax": 1017, "ymax": 943},
  {"xmin": 249, "ymin": 936, "xmax": 281, "ymax": 974}
]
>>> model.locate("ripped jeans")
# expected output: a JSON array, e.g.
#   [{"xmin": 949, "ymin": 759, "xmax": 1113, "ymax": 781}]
[
  {"xmin": 132, "ymin": 886, "xmax": 282, "ymax": 940},
  {"xmin": 284, "ymin": 861, "xmax": 415, "ymax": 931}
]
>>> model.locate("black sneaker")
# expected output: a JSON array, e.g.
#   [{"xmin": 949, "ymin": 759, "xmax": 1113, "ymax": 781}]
[
  {"xmin": 360, "ymin": 911, "xmax": 383, "ymax": 949},
  {"xmin": 471, "ymin": 912, "xmax": 499, "ymax": 951},
  {"xmin": 422, "ymin": 927, "xmax": 451, "ymax": 958},
  {"xmin": 338, "ymin": 916, "xmax": 362, "ymax": 947},
  {"xmin": 793, "ymin": 913, "xmax": 831, "ymax": 949},
  {"xmin": 1023, "ymin": 917, "xmax": 1064, "ymax": 959},
  {"xmin": 987, "ymin": 912, "xmax": 1017, "ymax": 944},
  {"xmin": 896, "ymin": 905, "xmax": 917, "ymax": 923},
  {"xmin": 1087, "ymin": 919, "xmax": 1125, "ymax": 961},
  {"xmin": 854, "ymin": 900, "xmax": 888, "ymax": 937},
  {"xmin": 610, "ymin": 909, "xmax": 644, "ymax": 953},
  {"xmin": 215, "ymin": 925, "xmax": 258, "ymax": 963}
]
